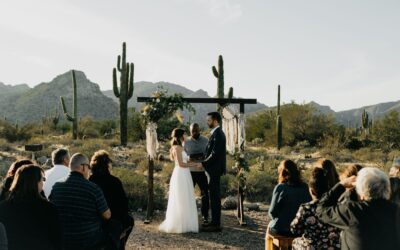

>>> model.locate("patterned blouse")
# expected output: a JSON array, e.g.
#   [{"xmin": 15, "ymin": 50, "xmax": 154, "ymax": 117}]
[{"xmin": 290, "ymin": 200, "xmax": 341, "ymax": 250}]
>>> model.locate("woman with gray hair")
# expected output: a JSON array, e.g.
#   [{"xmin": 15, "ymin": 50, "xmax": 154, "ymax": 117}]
[{"xmin": 316, "ymin": 167, "xmax": 400, "ymax": 250}]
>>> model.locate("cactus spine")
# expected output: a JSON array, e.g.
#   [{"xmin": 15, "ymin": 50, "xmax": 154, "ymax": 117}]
[
  {"xmin": 276, "ymin": 85, "xmax": 282, "ymax": 150},
  {"xmin": 113, "ymin": 42, "xmax": 134, "ymax": 146},
  {"xmin": 60, "ymin": 70, "xmax": 78, "ymax": 139}
]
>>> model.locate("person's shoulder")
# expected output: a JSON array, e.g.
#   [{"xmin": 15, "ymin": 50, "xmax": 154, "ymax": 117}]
[
  {"xmin": 109, "ymin": 174, "xmax": 123, "ymax": 185},
  {"xmin": 273, "ymin": 183, "xmax": 287, "ymax": 192},
  {"xmin": 200, "ymin": 135, "xmax": 209, "ymax": 142}
]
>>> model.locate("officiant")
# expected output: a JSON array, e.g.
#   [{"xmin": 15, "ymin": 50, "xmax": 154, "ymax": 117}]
[{"xmin": 184, "ymin": 123, "xmax": 210, "ymax": 225}]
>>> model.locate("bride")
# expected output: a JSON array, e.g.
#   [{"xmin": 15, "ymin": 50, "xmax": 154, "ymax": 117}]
[{"xmin": 159, "ymin": 128, "xmax": 200, "ymax": 233}]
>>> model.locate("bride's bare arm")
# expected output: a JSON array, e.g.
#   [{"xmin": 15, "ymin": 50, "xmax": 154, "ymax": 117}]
[{"xmin": 172, "ymin": 146, "xmax": 193, "ymax": 168}]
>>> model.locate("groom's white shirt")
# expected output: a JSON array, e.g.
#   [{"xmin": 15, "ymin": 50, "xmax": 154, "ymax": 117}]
[{"xmin": 210, "ymin": 126, "xmax": 220, "ymax": 135}]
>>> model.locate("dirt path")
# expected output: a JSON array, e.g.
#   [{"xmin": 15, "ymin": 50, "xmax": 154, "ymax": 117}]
[{"xmin": 126, "ymin": 210, "xmax": 268, "ymax": 250}]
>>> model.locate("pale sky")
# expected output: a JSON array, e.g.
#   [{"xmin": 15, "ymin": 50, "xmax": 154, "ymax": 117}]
[{"xmin": 1, "ymin": 0, "xmax": 399, "ymax": 111}]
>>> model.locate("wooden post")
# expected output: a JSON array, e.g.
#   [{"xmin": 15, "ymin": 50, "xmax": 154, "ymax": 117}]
[
  {"xmin": 237, "ymin": 103, "xmax": 247, "ymax": 225},
  {"xmin": 144, "ymin": 156, "xmax": 154, "ymax": 224}
]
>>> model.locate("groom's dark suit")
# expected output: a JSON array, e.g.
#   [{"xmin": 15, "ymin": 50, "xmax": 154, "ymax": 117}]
[{"xmin": 202, "ymin": 126, "xmax": 226, "ymax": 227}]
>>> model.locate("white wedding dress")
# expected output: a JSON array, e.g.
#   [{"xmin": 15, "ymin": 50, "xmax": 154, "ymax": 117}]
[{"xmin": 159, "ymin": 150, "xmax": 199, "ymax": 233}]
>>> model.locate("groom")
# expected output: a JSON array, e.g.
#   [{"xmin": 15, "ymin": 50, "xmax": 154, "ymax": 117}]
[{"xmin": 201, "ymin": 112, "xmax": 226, "ymax": 232}]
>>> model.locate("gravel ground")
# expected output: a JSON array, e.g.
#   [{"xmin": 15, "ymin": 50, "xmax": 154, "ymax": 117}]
[{"xmin": 126, "ymin": 210, "xmax": 269, "ymax": 250}]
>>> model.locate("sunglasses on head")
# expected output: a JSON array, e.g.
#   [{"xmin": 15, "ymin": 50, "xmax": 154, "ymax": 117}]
[{"xmin": 81, "ymin": 163, "xmax": 92, "ymax": 170}]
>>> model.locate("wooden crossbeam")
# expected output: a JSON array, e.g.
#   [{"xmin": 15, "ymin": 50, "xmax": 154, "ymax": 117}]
[{"xmin": 137, "ymin": 97, "xmax": 257, "ymax": 105}]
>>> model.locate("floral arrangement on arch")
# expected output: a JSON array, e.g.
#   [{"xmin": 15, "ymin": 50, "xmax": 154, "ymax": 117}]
[
  {"xmin": 141, "ymin": 87, "xmax": 195, "ymax": 124},
  {"xmin": 232, "ymin": 150, "xmax": 250, "ymax": 191}
]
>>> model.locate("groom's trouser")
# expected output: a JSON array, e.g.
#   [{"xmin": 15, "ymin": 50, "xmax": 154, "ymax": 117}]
[
  {"xmin": 209, "ymin": 175, "xmax": 221, "ymax": 226},
  {"xmin": 190, "ymin": 171, "xmax": 210, "ymax": 220}
]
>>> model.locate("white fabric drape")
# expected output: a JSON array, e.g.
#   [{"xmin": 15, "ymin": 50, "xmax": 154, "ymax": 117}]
[
  {"xmin": 222, "ymin": 106, "xmax": 242, "ymax": 155},
  {"xmin": 146, "ymin": 122, "xmax": 159, "ymax": 160}
]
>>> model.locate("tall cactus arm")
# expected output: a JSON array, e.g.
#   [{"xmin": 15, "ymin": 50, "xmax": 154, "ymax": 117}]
[
  {"xmin": 60, "ymin": 96, "xmax": 74, "ymax": 122},
  {"xmin": 127, "ymin": 63, "xmax": 134, "ymax": 99},
  {"xmin": 212, "ymin": 66, "xmax": 219, "ymax": 78},
  {"xmin": 117, "ymin": 55, "xmax": 122, "ymax": 72},
  {"xmin": 113, "ymin": 68, "xmax": 120, "ymax": 98},
  {"xmin": 228, "ymin": 87, "xmax": 233, "ymax": 99}
]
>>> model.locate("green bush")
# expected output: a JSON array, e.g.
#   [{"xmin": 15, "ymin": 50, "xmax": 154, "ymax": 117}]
[
  {"xmin": 0, "ymin": 120, "xmax": 33, "ymax": 142},
  {"xmin": 112, "ymin": 167, "xmax": 166, "ymax": 210}
]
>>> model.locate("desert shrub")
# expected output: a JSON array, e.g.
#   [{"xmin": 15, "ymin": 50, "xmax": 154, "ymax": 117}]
[
  {"xmin": 245, "ymin": 169, "xmax": 276, "ymax": 202},
  {"xmin": 345, "ymin": 137, "xmax": 363, "ymax": 150},
  {"xmin": 220, "ymin": 174, "xmax": 237, "ymax": 197},
  {"xmin": 0, "ymin": 121, "xmax": 33, "ymax": 142},
  {"xmin": 112, "ymin": 167, "xmax": 166, "ymax": 210}
]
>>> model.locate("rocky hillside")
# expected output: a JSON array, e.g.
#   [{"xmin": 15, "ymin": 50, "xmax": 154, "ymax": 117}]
[{"xmin": 0, "ymin": 71, "xmax": 118, "ymax": 123}]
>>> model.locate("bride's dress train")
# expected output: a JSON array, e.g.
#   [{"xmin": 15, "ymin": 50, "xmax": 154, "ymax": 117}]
[{"xmin": 159, "ymin": 151, "xmax": 199, "ymax": 233}]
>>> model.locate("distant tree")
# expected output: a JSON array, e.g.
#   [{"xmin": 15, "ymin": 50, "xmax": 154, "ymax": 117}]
[{"xmin": 371, "ymin": 111, "xmax": 400, "ymax": 150}]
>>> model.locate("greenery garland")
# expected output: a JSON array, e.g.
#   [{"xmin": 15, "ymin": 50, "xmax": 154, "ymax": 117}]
[{"xmin": 141, "ymin": 87, "xmax": 195, "ymax": 124}]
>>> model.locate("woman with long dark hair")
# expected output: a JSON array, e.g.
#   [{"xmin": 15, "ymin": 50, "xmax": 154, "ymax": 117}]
[
  {"xmin": 0, "ymin": 159, "xmax": 33, "ymax": 201},
  {"xmin": 89, "ymin": 150, "xmax": 133, "ymax": 250},
  {"xmin": 159, "ymin": 128, "xmax": 199, "ymax": 233},
  {"xmin": 267, "ymin": 160, "xmax": 311, "ymax": 236},
  {"xmin": 316, "ymin": 159, "xmax": 340, "ymax": 190},
  {"xmin": 0, "ymin": 165, "xmax": 62, "ymax": 250},
  {"xmin": 290, "ymin": 167, "xmax": 341, "ymax": 249}
]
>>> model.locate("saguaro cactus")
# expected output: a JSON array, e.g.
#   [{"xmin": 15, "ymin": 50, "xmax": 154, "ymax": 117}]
[
  {"xmin": 212, "ymin": 55, "xmax": 225, "ymax": 111},
  {"xmin": 276, "ymin": 85, "xmax": 282, "ymax": 150},
  {"xmin": 113, "ymin": 42, "xmax": 134, "ymax": 146},
  {"xmin": 228, "ymin": 87, "xmax": 233, "ymax": 99},
  {"xmin": 60, "ymin": 70, "xmax": 78, "ymax": 139},
  {"xmin": 361, "ymin": 109, "xmax": 370, "ymax": 136}
]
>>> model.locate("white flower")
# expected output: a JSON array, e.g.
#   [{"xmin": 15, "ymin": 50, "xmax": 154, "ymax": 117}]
[{"xmin": 156, "ymin": 98, "xmax": 160, "ymax": 103}]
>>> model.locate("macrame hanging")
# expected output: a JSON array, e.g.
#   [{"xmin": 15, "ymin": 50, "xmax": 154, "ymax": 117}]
[
  {"xmin": 146, "ymin": 122, "xmax": 159, "ymax": 160},
  {"xmin": 238, "ymin": 113, "xmax": 246, "ymax": 152},
  {"xmin": 222, "ymin": 106, "xmax": 239, "ymax": 155}
]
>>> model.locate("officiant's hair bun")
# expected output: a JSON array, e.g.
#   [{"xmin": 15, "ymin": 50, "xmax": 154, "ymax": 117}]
[{"xmin": 171, "ymin": 128, "xmax": 185, "ymax": 146}]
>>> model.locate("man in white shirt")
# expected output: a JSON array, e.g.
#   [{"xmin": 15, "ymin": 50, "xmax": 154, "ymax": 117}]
[{"xmin": 43, "ymin": 148, "xmax": 70, "ymax": 197}]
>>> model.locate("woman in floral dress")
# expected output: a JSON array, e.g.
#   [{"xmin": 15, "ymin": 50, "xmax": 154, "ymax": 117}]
[{"xmin": 290, "ymin": 167, "xmax": 341, "ymax": 250}]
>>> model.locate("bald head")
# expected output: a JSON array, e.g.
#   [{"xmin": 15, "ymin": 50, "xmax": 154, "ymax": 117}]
[
  {"xmin": 69, "ymin": 153, "xmax": 89, "ymax": 171},
  {"xmin": 190, "ymin": 123, "xmax": 200, "ymax": 139}
]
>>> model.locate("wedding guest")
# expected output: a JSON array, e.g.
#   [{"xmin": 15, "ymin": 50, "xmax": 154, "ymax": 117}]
[
  {"xmin": 389, "ymin": 156, "xmax": 400, "ymax": 177},
  {"xmin": 339, "ymin": 164, "xmax": 363, "ymax": 202},
  {"xmin": 0, "ymin": 165, "xmax": 62, "ymax": 250},
  {"xmin": 268, "ymin": 160, "xmax": 311, "ymax": 236},
  {"xmin": 0, "ymin": 222, "xmax": 7, "ymax": 250},
  {"xmin": 389, "ymin": 177, "xmax": 400, "ymax": 205},
  {"xmin": 89, "ymin": 150, "xmax": 134, "ymax": 250},
  {"xmin": 184, "ymin": 123, "xmax": 210, "ymax": 225},
  {"xmin": 0, "ymin": 159, "xmax": 33, "ymax": 201},
  {"xmin": 315, "ymin": 159, "xmax": 340, "ymax": 189},
  {"xmin": 290, "ymin": 167, "xmax": 341, "ymax": 250},
  {"xmin": 316, "ymin": 167, "xmax": 400, "ymax": 250},
  {"xmin": 50, "ymin": 153, "xmax": 114, "ymax": 250},
  {"xmin": 43, "ymin": 148, "xmax": 70, "ymax": 197}
]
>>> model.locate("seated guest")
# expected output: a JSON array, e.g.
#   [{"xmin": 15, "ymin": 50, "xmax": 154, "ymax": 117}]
[
  {"xmin": 0, "ymin": 159, "xmax": 33, "ymax": 201},
  {"xmin": 389, "ymin": 177, "xmax": 400, "ymax": 205},
  {"xmin": 268, "ymin": 160, "xmax": 311, "ymax": 236},
  {"xmin": 291, "ymin": 167, "xmax": 341, "ymax": 250},
  {"xmin": 89, "ymin": 150, "xmax": 134, "ymax": 250},
  {"xmin": 389, "ymin": 156, "xmax": 400, "ymax": 177},
  {"xmin": 0, "ymin": 222, "xmax": 7, "ymax": 250},
  {"xmin": 43, "ymin": 148, "xmax": 70, "ymax": 198},
  {"xmin": 0, "ymin": 165, "xmax": 62, "ymax": 250},
  {"xmin": 339, "ymin": 164, "xmax": 363, "ymax": 202},
  {"xmin": 316, "ymin": 167, "xmax": 400, "ymax": 250},
  {"xmin": 50, "ymin": 153, "xmax": 113, "ymax": 250},
  {"xmin": 315, "ymin": 159, "xmax": 339, "ymax": 189}
]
